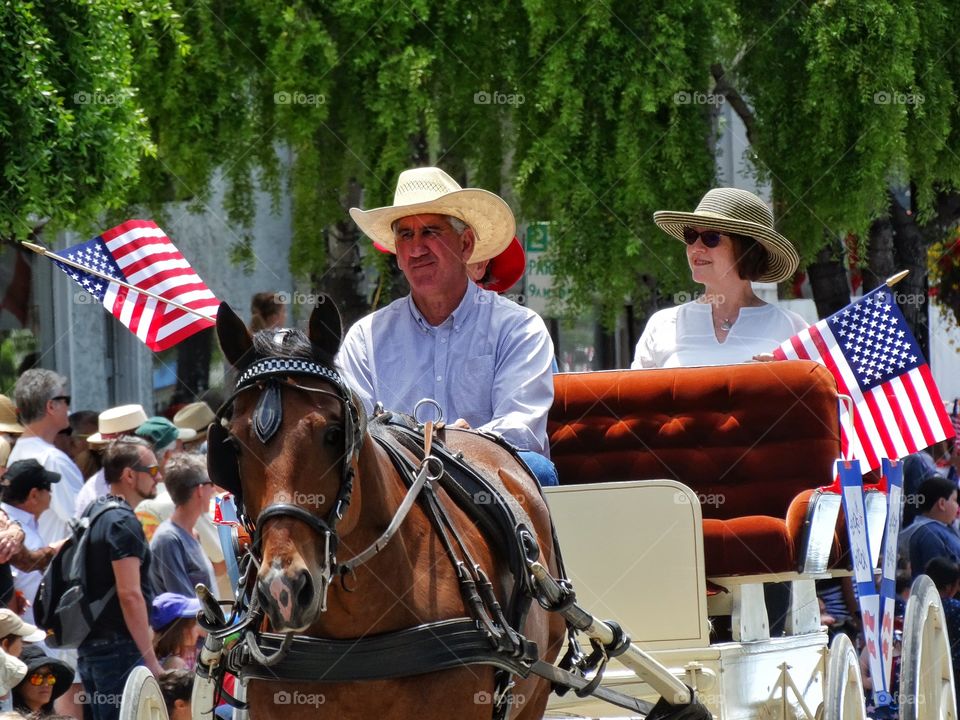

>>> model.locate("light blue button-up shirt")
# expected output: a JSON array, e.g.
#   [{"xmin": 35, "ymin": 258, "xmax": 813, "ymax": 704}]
[{"xmin": 337, "ymin": 282, "xmax": 554, "ymax": 454}]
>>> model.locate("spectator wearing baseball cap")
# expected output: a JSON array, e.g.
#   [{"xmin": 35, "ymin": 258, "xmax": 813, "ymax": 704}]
[
  {"xmin": 0, "ymin": 606, "xmax": 45, "ymax": 709},
  {"xmin": 151, "ymin": 593, "xmax": 204, "ymax": 671},
  {"xmin": 1, "ymin": 460, "xmax": 61, "ymax": 624},
  {"xmin": 0, "ymin": 648, "xmax": 27, "ymax": 712},
  {"xmin": 136, "ymin": 417, "xmax": 191, "ymax": 468}
]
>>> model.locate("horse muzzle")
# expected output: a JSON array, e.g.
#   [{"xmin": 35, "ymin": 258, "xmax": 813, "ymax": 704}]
[{"xmin": 257, "ymin": 561, "xmax": 322, "ymax": 631}]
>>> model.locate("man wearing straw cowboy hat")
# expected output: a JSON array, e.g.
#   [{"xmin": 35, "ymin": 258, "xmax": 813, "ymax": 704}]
[{"xmin": 338, "ymin": 166, "xmax": 558, "ymax": 486}]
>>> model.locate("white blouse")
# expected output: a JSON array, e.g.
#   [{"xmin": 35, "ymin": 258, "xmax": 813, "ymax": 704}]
[{"xmin": 631, "ymin": 301, "xmax": 809, "ymax": 368}]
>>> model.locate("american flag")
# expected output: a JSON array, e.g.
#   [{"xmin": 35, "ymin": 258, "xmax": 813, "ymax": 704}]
[
  {"xmin": 53, "ymin": 220, "xmax": 219, "ymax": 351},
  {"xmin": 773, "ymin": 286, "xmax": 955, "ymax": 472}
]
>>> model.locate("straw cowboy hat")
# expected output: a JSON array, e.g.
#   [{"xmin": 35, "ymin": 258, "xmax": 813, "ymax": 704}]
[
  {"xmin": 349, "ymin": 167, "xmax": 515, "ymax": 263},
  {"xmin": 173, "ymin": 401, "xmax": 215, "ymax": 440},
  {"xmin": 88, "ymin": 404, "xmax": 149, "ymax": 446},
  {"xmin": 653, "ymin": 187, "xmax": 800, "ymax": 283},
  {"xmin": 0, "ymin": 395, "xmax": 23, "ymax": 435}
]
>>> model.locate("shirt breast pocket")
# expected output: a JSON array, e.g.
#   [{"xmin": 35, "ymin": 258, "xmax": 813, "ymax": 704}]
[{"xmin": 451, "ymin": 355, "xmax": 495, "ymax": 424}]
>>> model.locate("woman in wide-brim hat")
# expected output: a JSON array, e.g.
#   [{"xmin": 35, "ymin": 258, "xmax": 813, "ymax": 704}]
[
  {"xmin": 632, "ymin": 187, "xmax": 807, "ymax": 368},
  {"xmin": 12, "ymin": 644, "xmax": 73, "ymax": 717}
]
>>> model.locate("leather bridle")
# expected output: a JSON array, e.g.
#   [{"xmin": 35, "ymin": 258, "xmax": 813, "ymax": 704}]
[{"xmin": 214, "ymin": 356, "xmax": 364, "ymax": 607}]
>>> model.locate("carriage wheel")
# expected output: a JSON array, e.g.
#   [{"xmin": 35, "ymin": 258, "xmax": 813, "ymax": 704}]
[
  {"xmin": 901, "ymin": 575, "xmax": 957, "ymax": 720},
  {"xmin": 823, "ymin": 632, "xmax": 867, "ymax": 720},
  {"xmin": 119, "ymin": 666, "xmax": 168, "ymax": 720}
]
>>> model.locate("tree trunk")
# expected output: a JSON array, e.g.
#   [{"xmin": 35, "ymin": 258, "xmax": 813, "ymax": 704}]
[
  {"xmin": 806, "ymin": 235, "xmax": 850, "ymax": 319},
  {"xmin": 173, "ymin": 327, "xmax": 213, "ymax": 405},
  {"xmin": 889, "ymin": 191, "xmax": 930, "ymax": 358},
  {"xmin": 317, "ymin": 177, "xmax": 368, "ymax": 330},
  {"xmin": 863, "ymin": 216, "xmax": 895, "ymax": 293}
]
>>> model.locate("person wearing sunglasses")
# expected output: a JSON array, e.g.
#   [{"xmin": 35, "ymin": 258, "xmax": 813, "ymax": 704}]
[
  {"xmin": 11, "ymin": 644, "xmax": 72, "ymax": 717},
  {"xmin": 632, "ymin": 187, "xmax": 806, "ymax": 368},
  {"xmin": 147, "ymin": 453, "xmax": 217, "ymax": 600},
  {"xmin": 78, "ymin": 438, "xmax": 164, "ymax": 720},
  {"xmin": 7, "ymin": 370, "xmax": 85, "ymax": 549}
]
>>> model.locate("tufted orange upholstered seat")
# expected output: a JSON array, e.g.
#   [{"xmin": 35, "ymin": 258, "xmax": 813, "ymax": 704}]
[{"xmin": 548, "ymin": 361, "xmax": 842, "ymax": 577}]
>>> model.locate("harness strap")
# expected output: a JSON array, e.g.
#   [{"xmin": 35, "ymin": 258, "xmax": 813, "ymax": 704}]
[
  {"xmin": 227, "ymin": 621, "xmax": 659, "ymax": 717},
  {"xmin": 232, "ymin": 619, "xmax": 537, "ymax": 683},
  {"xmin": 338, "ymin": 449, "xmax": 440, "ymax": 573}
]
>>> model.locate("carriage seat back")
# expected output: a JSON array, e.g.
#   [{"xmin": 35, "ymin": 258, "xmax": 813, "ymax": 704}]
[{"xmin": 548, "ymin": 361, "xmax": 842, "ymax": 576}]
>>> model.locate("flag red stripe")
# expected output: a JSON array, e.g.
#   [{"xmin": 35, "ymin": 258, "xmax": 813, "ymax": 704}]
[
  {"xmin": 881, "ymin": 382, "xmax": 917, "ymax": 454},
  {"xmin": 773, "ymin": 347, "xmax": 788, "ymax": 361},
  {"xmin": 860, "ymin": 385, "xmax": 899, "ymax": 462},
  {"xmin": 100, "ymin": 219, "xmax": 157, "ymax": 243},
  {"xmin": 808, "ymin": 324, "xmax": 880, "ymax": 469},
  {"xmin": 116, "ymin": 249, "xmax": 185, "ymax": 276},
  {"xmin": 145, "ymin": 300, "xmax": 162, "ymax": 348},
  {"xmin": 919, "ymin": 365, "xmax": 955, "ymax": 439},
  {"xmin": 790, "ymin": 334, "xmax": 810, "ymax": 360},
  {"xmin": 900, "ymin": 373, "xmax": 936, "ymax": 448}
]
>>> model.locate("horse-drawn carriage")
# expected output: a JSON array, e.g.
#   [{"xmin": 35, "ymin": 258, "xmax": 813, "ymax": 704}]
[{"xmin": 121, "ymin": 304, "xmax": 956, "ymax": 720}]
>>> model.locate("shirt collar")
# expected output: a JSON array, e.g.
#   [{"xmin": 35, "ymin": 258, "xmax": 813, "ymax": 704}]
[
  {"xmin": 406, "ymin": 281, "xmax": 480, "ymax": 332},
  {"xmin": 2, "ymin": 503, "xmax": 37, "ymax": 530}
]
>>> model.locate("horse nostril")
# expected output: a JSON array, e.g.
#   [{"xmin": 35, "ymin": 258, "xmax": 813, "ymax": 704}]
[{"xmin": 294, "ymin": 570, "xmax": 314, "ymax": 608}]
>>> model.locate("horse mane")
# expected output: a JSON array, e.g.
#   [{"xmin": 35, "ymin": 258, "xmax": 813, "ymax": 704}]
[{"xmin": 250, "ymin": 328, "xmax": 333, "ymax": 366}]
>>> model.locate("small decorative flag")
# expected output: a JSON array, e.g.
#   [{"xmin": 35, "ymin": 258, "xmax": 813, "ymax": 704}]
[
  {"xmin": 53, "ymin": 220, "xmax": 219, "ymax": 351},
  {"xmin": 773, "ymin": 286, "xmax": 955, "ymax": 472}
]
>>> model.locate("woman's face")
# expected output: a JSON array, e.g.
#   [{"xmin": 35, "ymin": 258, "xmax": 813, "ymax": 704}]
[
  {"xmin": 21, "ymin": 666, "xmax": 55, "ymax": 710},
  {"xmin": 685, "ymin": 227, "xmax": 740, "ymax": 287}
]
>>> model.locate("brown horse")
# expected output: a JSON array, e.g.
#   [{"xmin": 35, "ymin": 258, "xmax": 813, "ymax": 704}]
[{"xmin": 212, "ymin": 300, "xmax": 565, "ymax": 719}]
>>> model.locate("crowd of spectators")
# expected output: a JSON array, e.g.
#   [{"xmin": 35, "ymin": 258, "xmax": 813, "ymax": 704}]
[{"xmin": 0, "ymin": 368, "xmax": 226, "ymax": 720}]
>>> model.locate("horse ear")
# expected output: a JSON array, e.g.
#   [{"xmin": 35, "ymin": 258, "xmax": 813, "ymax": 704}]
[
  {"xmin": 216, "ymin": 302, "xmax": 254, "ymax": 368},
  {"xmin": 308, "ymin": 296, "xmax": 343, "ymax": 357}
]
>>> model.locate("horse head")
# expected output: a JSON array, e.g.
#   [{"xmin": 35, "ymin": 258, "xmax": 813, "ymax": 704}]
[{"xmin": 210, "ymin": 298, "xmax": 364, "ymax": 631}]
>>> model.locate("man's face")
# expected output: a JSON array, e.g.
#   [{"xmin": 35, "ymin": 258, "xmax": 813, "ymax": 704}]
[
  {"xmin": 132, "ymin": 447, "xmax": 161, "ymax": 501},
  {"xmin": 47, "ymin": 390, "xmax": 71, "ymax": 432},
  {"xmin": 394, "ymin": 214, "xmax": 475, "ymax": 299}
]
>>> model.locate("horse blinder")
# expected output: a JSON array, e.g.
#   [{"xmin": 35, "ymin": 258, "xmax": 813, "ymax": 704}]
[{"xmin": 207, "ymin": 420, "xmax": 243, "ymax": 503}]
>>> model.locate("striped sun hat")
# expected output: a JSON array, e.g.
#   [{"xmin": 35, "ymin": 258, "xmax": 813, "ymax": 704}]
[{"xmin": 653, "ymin": 187, "xmax": 800, "ymax": 283}]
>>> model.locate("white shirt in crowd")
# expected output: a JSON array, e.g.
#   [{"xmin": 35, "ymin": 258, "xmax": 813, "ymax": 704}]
[
  {"xmin": 73, "ymin": 468, "xmax": 107, "ymax": 518},
  {"xmin": 7, "ymin": 436, "xmax": 85, "ymax": 543},
  {"xmin": 631, "ymin": 302, "xmax": 809, "ymax": 369},
  {"xmin": 0, "ymin": 503, "xmax": 44, "ymax": 624}
]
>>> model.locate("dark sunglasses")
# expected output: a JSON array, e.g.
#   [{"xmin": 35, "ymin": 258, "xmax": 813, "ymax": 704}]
[
  {"xmin": 132, "ymin": 464, "xmax": 161, "ymax": 478},
  {"xmin": 682, "ymin": 227, "xmax": 723, "ymax": 248},
  {"xmin": 50, "ymin": 395, "xmax": 71, "ymax": 406}
]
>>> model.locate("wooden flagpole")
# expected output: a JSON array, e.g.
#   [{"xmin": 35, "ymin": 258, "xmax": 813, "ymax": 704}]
[{"xmin": 21, "ymin": 241, "xmax": 216, "ymax": 321}]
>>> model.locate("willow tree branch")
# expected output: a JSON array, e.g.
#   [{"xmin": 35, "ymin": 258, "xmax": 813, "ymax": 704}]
[{"xmin": 711, "ymin": 63, "xmax": 756, "ymax": 146}]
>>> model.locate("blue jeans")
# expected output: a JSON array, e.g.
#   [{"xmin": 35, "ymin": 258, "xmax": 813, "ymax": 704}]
[
  {"xmin": 518, "ymin": 451, "xmax": 559, "ymax": 487},
  {"xmin": 78, "ymin": 636, "xmax": 145, "ymax": 720}
]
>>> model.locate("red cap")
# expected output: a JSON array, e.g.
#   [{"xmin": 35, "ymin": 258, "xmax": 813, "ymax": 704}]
[{"xmin": 479, "ymin": 237, "xmax": 525, "ymax": 293}]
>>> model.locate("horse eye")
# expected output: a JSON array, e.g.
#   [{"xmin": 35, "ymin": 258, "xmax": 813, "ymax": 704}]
[{"xmin": 324, "ymin": 426, "xmax": 344, "ymax": 446}]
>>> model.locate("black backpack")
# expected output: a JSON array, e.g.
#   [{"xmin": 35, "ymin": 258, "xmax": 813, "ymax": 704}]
[{"xmin": 35, "ymin": 499, "xmax": 123, "ymax": 648}]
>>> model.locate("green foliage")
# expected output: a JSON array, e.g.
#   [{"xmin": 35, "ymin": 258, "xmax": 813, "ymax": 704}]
[
  {"xmin": 0, "ymin": 0, "xmax": 185, "ymax": 241},
  {"xmin": 7, "ymin": 0, "xmax": 960, "ymax": 326},
  {"xmin": 735, "ymin": 0, "xmax": 960, "ymax": 259},
  {"xmin": 516, "ymin": 0, "xmax": 723, "ymax": 323}
]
